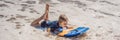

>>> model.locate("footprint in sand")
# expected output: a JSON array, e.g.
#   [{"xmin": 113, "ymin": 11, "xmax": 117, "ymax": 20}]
[
  {"xmin": 14, "ymin": 22, "xmax": 20, "ymax": 24},
  {"xmin": 33, "ymin": 30, "xmax": 36, "ymax": 32},
  {"xmin": 0, "ymin": 15, "xmax": 4, "ymax": 18},
  {"xmin": 16, "ymin": 24, "xmax": 22, "ymax": 29},
  {"xmin": 0, "ymin": 4, "xmax": 9, "ymax": 7},
  {"xmin": 29, "ymin": 8, "xmax": 40, "ymax": 14},
  {"xmin": 86, "ymin": 0, "xmax": 98, "ymax": 2},
  {"xmin": 24, "ymin": 18, "xmax": 33, "ymax": 23},
  {"xmin": 98, "ymin": 26, "xmax": 102, "ymax": 28},
  {"xmin": 6, "ymin": 17, "xmax": 16, "ymax": 21},
  {"xmin": 15, "ymin": 22, "xmax": 24, "ymax": 29},
  {"xmin": 4, "ymin": 28, "xmax": 8, "ymax": 31},
  {"xmin": 16, "ymin": 24, "xmax": 25, "ymax": 29},
  {"xmin": 16, "ymin": 14, "xmax": 27, "ymax": 19},
  {"xmin": 58, "ymin": 0, "xmax": 87, "ymax": 8},
  {"xmin": 114, "ymin": 35, "xmax": 120, "ymax": 40},
  {"xmin": 3, "ymin": 0, "xmax": 15, "ymax": 4},
  {"xmin": 95, "ymin": 33, "xmax": 101, "ymax": 37},
  {"xmin": 39, "ymin": 0, "xmax": 51, "ymax": 4},
  {"xmin": 19, "ymin": 4, "xmax": 33, "ymax": 12},
  {"xmin": 108, "ymin": 31, "xmax": 113, "ymax": 33},
  {"xmin": 19, "ymin": 31, "xmax": 22, "ymax": 34},
  {"xmin": 24, "ymin": 0, "xmax": 36, "ymax": 4},
  {"xmin": 94, "ymin": 16, "xmax": 105, "ymax": 19}
]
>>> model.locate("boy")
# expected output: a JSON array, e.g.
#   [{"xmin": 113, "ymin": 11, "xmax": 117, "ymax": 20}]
[{"xmin": 31, "ymin": 4, "xmax": 76, "ymax": 36}]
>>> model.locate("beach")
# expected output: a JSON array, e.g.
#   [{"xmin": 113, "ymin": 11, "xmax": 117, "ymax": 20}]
[{"xmin": 0, "ymin": 0, "xmax": 120, "ymax": 40}]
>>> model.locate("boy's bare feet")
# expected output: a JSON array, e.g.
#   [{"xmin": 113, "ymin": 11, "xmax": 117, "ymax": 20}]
[
  {"xmin": 45, "ymin": 4, "xmax": 49, "ymax": 12},
  {"xmin": 43, "ymin": 4, "xmax": 49, "ymax": 21}
]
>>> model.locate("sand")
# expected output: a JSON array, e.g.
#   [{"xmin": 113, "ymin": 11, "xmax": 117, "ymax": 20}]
[{"xmin": 0, "ymin": 0, "xmax": 120, "ymax": 40}]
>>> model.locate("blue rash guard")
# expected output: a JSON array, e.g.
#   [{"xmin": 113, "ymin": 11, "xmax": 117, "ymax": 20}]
[{"xmin": 35, "ymin": 20, "xmax": 63, "ymax": 34}]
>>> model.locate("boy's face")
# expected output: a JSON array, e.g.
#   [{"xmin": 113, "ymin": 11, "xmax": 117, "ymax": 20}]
[{"xmin": 60, "ymin": 21, "xmax": 68, "ymax": 27}]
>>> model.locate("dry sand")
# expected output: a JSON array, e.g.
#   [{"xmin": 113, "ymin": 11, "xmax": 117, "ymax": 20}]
[{"xmin": 0, "ymin": 0, "xmax": 120, "ymax": 40}]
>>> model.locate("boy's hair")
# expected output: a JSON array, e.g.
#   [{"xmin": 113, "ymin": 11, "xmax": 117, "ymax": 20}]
[{"xmin": 58, "ymin": 14, "xmax": 68, "ymax": 23}]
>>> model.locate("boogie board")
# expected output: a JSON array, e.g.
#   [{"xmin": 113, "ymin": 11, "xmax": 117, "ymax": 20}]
[{"xmin": 64, "ymin": 27, "xmax": 89, "ymax": 37}]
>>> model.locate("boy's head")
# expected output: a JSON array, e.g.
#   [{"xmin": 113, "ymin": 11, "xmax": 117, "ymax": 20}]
[{"xmin": 58, "ymin": 14, "xmax": 68, "ymax": 27}]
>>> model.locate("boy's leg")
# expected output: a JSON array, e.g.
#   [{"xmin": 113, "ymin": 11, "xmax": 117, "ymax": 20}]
[
  {"xmin": 31, "ymin": 4, "xmax": 49, "ymax": 27},
  {"xmin": 44, "ymin": 4, "xmax": 49, "ymax": 21}
]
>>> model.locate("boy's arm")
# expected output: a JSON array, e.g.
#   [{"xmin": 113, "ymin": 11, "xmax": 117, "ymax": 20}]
[
  {"xmin": 46, "ymin": 28, "xmax": 51, "ymax": 36},
  {"xmin": 58, "ymin": 29, "xmax": 73, "ymax": 36},
  {"xmin": 58, "ymin": 26, "xmax": 76, "ymax": 36},
  {"xmin": 58, "ymin": 30, "xmax": 68, "ymax": 36},
  {"xmin": 47, "ymin": 28, "xmax": 51, "ymax": 33}
]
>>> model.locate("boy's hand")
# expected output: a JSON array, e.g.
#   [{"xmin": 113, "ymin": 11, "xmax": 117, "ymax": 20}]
[{"xmin": 58, "ymin": 30, "xmax": 69, "ymax": 36}]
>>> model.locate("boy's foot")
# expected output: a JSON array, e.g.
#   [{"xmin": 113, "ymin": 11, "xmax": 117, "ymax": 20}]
[{"xmin": 43, "ymin": 4, "xmax": 49, "ymax": 21}]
